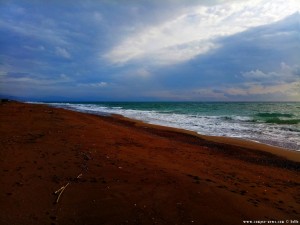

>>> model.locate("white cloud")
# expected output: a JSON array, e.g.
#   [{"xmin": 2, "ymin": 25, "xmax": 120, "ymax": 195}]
[
  {"xmin": 23, "ymin": 45, "xmax": 45, "ymax": 51},
  {"xmin": 78, "ymin": 82, "xmax": 108, "ymax": 88},
  {"xmin": 104, "ymin": 0, "xmax": 300, "ymax": 66},
  {"xmin": 224, "ymin": 82, "xmax": 300, "ymax": 98},
  {"xmin": 280, "ymin": 62, "xmax": 300, "ymax": 76},
  {"xmin": 95, "ymin": 82, "xmax": 108, "ymax": 87},
  {"xmin": 242, "ymin": 70, "xmax": 279, "ymax": 79},
  {"xmin": 186, "ymin": 81, "xmax": 300, "ymax": 101},
  {"xmin": 241, "ymin": 63, "xmax": 300, "ymax": 82},
  {"xmin": 59, "ymin": 73, "xmax": 72, "ymax": 81},
  {"xmin": 132, "ymin": 68, "xmax": 151, "ymax": 78},
  {"xmin": 55, "ymin": 47, "xmax": 71, "ymax": 59},
  {"xmin": 0, "ymin": 19, "xmax": 67, "ymax": 46},
  {"xmin": 235, "ymin": 63, "xmax": 300, "ymax": 100}
]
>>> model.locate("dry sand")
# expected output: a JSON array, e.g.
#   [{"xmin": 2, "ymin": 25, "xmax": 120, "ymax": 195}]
[{"xmin": 1, "ymin": 101, "xmax": 299, "ymax": 225}]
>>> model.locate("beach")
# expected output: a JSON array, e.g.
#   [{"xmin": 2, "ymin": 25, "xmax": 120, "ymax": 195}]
[
  {"xmin": 47, "ymin": 102, "xmax": 300, "ymax": 151},
  {"xmin": 1, "ymin": 101, "xmax": 299, "ymax": 225}
]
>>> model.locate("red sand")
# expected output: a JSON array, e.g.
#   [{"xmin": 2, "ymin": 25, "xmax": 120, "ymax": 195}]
[{"xmin": 1, "ymin": 101, "xmax": 299, "ymax": 225}]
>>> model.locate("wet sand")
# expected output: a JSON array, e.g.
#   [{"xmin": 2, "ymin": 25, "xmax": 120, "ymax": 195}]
[{"xmin": 1, "ymin": 101, "xmax": 299, "ymax": 225}]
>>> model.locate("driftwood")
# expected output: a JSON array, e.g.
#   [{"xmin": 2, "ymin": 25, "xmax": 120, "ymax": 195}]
[
  {"xmin": 55, "ymin": 183, "xmax": 69, "ymax": 203},
  {"xmin": 54, "ymin": 173, "xmax": 82, "ymax": 203},
  {"xmin": 54, "ymin": 186, "xmax": 65, "ymax": 195}
]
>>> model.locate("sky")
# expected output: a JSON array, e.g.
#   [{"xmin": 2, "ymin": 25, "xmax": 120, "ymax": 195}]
[{"xmin": 0, "ymin": 0, "xmax": 300, "ymax": 101}]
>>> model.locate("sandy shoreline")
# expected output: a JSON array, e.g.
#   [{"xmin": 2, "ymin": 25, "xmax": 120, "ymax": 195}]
[
  {"xmin": 111, "ymin": 113, "xmax": 300, "ymax": 163},
  {"xmin": 1, "ymin": 101, "xmax": 299, "ymax": 225}
]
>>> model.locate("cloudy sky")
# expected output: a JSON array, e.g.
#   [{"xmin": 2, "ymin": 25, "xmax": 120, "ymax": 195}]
[{"xmin": 0, "ymin": 0, "xmax": 300, "ymax": 101}]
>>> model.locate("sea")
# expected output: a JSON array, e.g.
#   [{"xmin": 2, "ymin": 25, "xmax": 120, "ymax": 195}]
[{"xmin": 44, "ymin": 102, "xmax": 300, "ymax": 151}]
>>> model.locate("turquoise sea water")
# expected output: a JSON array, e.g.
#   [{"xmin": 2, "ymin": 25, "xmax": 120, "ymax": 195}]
[{"xmin": 46, "ymin": 102, "xmax": 300, "ymax": 151}]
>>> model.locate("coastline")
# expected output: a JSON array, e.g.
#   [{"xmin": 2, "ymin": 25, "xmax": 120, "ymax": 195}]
[
  {"xmin": 110, "ymin": 113, "xmax": 300, "ymax": 163},
  {"xmin": 46, "ymin": 101, "xmax": 300, "ymax": 153},
  {"xmin": 1, "ymin": 101, "xmax": 299, "ymax": 225}
]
